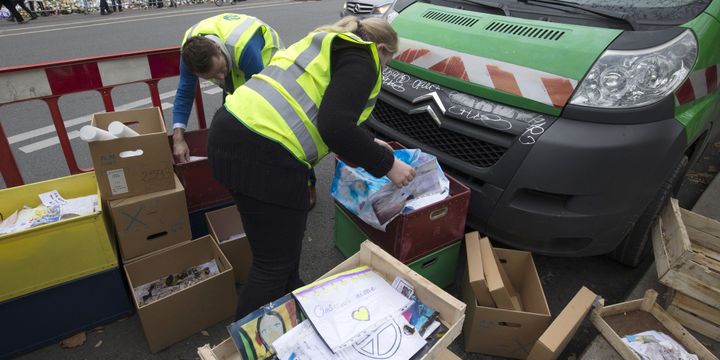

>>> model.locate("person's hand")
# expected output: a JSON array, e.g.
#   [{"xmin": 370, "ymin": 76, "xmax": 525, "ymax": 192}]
[
  {"xmin": 387, "ymin": 158, "xmax": 416, "ymax": 188},
  {"xmin": 374, "ymin": 138, "xmax": 394, "ymax": 152},
  {"xmin": 172, "ymin": 129, "xmax": 190, "ymax": 164}
]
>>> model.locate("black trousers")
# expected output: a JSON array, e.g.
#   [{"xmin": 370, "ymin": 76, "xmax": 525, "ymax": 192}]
[
  {"xmin": 15, "ymin": 0, "xmax": 35, "ymax": 16},
  {"xmin": 232, "ymin": 191, "xmax": 307, "ymax": 319},
  {"xmin": 99, "ymin": 0, "xmax": 109, "ymax": 13}
]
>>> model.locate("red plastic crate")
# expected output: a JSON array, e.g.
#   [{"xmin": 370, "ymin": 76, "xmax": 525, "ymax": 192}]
[
  {"xmin": 336, "ymin": 142, "xmax": 470, "ymax": 262},
  {"xmin": 168, "ymin": 129, "xmax": 232, "ymax": 212}
]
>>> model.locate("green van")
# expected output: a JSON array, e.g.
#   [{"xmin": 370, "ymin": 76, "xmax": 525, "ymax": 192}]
[{"xmin": 369, "ymin": 0, "xmax": 720, "ymax": 266}]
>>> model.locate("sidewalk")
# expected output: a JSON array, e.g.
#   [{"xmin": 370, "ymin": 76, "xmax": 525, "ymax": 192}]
[{"xmin": 581, "ymin": 173, "xmax": 720, "ymax": 359}]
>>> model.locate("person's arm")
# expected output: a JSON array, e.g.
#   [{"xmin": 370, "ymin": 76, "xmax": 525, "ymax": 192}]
[
  {"xmin": 238, "ymin": 30, "xmax": 265, "ymax": 81},
  {"xmin": 171, "ymin": 58, "xmax": 198, "ymax": 163},
  {"xmin": 317, "ymin": 42, "xmax": 414, "ymax": 187}
]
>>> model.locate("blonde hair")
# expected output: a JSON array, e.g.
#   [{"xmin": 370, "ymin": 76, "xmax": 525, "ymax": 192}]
[{"xmin": 315, "ymin": 16, "xmax": 398, "ymax": 54}]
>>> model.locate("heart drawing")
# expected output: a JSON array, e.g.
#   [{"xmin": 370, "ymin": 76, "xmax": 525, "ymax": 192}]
[{"xmin": 352, "ymin": 306, "xmax": 370, "ymax": 321}]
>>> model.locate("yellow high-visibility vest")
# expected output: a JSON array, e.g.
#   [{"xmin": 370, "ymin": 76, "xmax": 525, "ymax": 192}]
[
  {"xmin": 182, "ymin": 13, "xmax": 280, "ymax": 91},
  {"xmin": 225, "ymin": 31, "xmax": 381, "ymax": 167}
]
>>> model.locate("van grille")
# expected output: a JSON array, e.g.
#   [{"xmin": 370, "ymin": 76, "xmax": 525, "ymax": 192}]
[
  {"xmin": 423, "ymin": 10, "xmax": 480, "ymax": 27},
  {"xmin": 372, "ymin": 100, "xmax": 506, "ymax": 168},
  {"xmin": 485, "ymin": 21, "xmax": 566, "ymax": 40}
]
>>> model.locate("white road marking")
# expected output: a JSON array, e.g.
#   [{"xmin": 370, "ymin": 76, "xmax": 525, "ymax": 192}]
[
  {"xmin": 0, "ymin": 1, "xmax": 301, "ymax": 37},
  {"xmin": 203, "ymin": 87, "xmax": 223, "ymax": 95},
  {"xmin": 19, "ymin": 130, "xmax": 81, "ymax": 153}
]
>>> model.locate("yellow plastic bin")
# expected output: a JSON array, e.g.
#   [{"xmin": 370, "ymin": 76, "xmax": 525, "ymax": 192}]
[{"xmin": 0, "ymin": 172, "xmax": 118, "ymax": 302}]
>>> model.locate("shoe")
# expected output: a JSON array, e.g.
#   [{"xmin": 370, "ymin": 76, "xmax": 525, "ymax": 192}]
[
  {"xmin": 30, "ymin": 14, "xmax": 38, "ymax": 20},
  {"xmin": 16, "ymin": 19, "xmax": 27, "ymax": 24},
  {"xmin": 308, "ymin": 185, "xmax": 317, "ymax": 210}
]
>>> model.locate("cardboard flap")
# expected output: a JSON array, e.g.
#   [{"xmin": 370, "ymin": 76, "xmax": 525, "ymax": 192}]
[
  {"xmin": 480, "ymin": 237, "xmax": 523, "ymax": 311},
  {"xmin": 465, "ymin": 232, "xmax": 496, "ymax": 307},
  {"xmin": 526, "ymin": 286, "xmax": 599, "ymax": 360}
]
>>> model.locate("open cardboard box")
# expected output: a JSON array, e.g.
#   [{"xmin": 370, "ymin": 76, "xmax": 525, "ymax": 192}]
[
  {"xmin": 89, "ymin": 107, "xmax": 174, "ymax": 200},
  {"xmin": 463, "ymin": 232, "xmax": 598, "ymax": 359},
  {"xmin": 109, "ymin": 175, "xmax": 191, "ymax": 263},
  {"xmin": 205, "ymin": 205, "xmax": 252, "ymax": 284},
  {"xmin": 124, "ymin": 235, "xmax": 236, "ymax": 353},
  {"xmin": 462, "ymin": 246, "xmax": 551, "ymax": 359},
  {"xmin": 197, "ymin": 241, "xmax": 466, "ymax": 360}
]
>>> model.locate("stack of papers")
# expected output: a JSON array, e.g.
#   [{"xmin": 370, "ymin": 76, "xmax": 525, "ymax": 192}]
[{"xmin": 0, "ymin": 190, "xmax": 98, "ymax": 235}]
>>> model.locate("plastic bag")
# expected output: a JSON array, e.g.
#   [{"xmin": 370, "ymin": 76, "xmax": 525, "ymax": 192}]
[{"xmin": 330, "ymin": 149, "xmax": 449, "ymax": 231}]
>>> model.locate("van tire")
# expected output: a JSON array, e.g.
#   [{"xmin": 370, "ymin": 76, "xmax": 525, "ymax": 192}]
[{"xmin": 610, "ymin": 155, "xmax": 688, "ymax": 267}]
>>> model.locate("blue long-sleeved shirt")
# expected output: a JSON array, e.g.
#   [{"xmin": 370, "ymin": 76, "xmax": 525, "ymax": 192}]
[{"xmin": 173, "ymin": 31, "xmax": 265, "ymax": 129}]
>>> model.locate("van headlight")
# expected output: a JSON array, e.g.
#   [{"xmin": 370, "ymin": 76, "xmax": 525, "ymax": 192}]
[{"xmin": 570, "ymin": 30, "xmax": 697, "ymax": 108}]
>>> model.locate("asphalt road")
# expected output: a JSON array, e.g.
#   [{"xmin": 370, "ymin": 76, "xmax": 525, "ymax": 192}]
[{"xmin": 2, "ymin": 2, "xmax": 719, "ymax": 359}]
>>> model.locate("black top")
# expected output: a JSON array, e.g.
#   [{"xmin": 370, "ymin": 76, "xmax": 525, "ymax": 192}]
[{"xmin": 208, "ymin": 37, "xmax": 394, "ymax": 210}]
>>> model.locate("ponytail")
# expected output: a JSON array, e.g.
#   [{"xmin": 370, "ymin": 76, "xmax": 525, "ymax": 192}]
[{"xmin": 315, "ymin": 16, "xmax": 398, "ymax": 55}]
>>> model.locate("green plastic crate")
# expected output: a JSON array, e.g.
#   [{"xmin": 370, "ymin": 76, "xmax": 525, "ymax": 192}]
[{"xmin": 334, "ymin": 204, "xmax": 460, "ymax": 288}]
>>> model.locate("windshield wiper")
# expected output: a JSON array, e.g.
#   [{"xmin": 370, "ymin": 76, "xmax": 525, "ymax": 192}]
[
  {"xmin": 445, "ymin": 0, "xmax": 512, "ymax": 16},
  {"xmin": 518, "ymin": 0, "xmax": 638, "ymax": 30}
]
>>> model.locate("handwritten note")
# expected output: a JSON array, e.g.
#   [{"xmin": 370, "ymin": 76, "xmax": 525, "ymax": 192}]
[
  {"xmin": 273, "ymin": 315, "xmax": 425, "ymax": 360},
  {"xmin": 292, "ymin": 267, "xmax": 412, "ymax": 353}
]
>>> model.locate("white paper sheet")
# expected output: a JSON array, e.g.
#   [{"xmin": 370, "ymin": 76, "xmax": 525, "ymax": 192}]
[
  {"xmin": 292, "ymin": 267, "xmax": 412, "ymax": 353},
  {"xmin": 273, "ymin": 315, "xmax": 426, "ymax": 360}
]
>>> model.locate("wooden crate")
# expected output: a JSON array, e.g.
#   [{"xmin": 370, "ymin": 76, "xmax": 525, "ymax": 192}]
[
  {"xmin": 589, "ymin": 289, "xmax": 716, "ymax": 360},
  {"xmin": 651, "ymin": 199, "xmax": 720, "ymax": 309},
  {"xmin": 666, "ymin": 290, "xmax": 720, "ymax": 342},
  {"xmin": 198, "ymin": 241, "xmax": 466, "ymax": 360}
]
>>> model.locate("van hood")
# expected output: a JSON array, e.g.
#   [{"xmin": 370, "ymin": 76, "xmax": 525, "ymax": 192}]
[{"xmin": 390, "ymin": 2, "xmax": 622, "ymax": 114}]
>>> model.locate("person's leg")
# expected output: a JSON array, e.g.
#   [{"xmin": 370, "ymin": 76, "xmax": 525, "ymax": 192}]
[
  {"xmin": 232, "ymin": 192, "xmax": 307, "ymax": 319},
  {"xmin": 16, "ymin": 0, "xmax": 37, "ymax": 18},
  {"xmin": 27, "ymin": 0, "xmax": 34, "ymax": 11}
]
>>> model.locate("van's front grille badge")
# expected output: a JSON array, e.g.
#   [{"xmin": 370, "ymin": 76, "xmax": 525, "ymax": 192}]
[{"xmin": 371, "ymin": 100, "xmax": 507, "ymax": 168}]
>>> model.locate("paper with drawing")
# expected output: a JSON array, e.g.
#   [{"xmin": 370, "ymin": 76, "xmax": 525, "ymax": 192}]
[
  {"xmin": 273, "ymin": 315, "xmax": 425, "ymax": 360},
  {"xmin": 292, "ymin": 266, "xmax": 412, "ymax": 352}
]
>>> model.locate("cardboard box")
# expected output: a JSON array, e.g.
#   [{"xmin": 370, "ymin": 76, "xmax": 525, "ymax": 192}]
[
  {"xmin": 527, "ymin": 286, "xmax": 598, "ymax": 360},
  {"xmin": 197, "ymin": 241, "xmax": 466, "ymax": 360},
  {"xmin": 89, "ymin": 107, "xmax": 174, "ymax": 200},
  {"xmin": 124, "ymin": 236, "xmax": 236, "ymax": 353},
  {"xmin": 109, "ymin": 175, "xmax": 191, "ymax": 262},
  {"xmin": 465, "ymin": 232, "xmax": 495, "ymax": 307},
  {"xmin": 462, "ymin": 247, "xmax": 551, "ymax": 359},
  {"xmin": 205, "ymin": 205, "xmax": 252, "ymax": 284},
  {"xmin": 480, "ymin": 237, "xmax": 522, "ymax": 311}
]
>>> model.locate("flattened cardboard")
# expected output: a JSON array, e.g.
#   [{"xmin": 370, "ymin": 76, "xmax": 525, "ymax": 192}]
[
  {"xmin": 90, "ymin": 107, "xmax": 174, "ymax": 200},
  {"xmin": 527, "ymin": 286, "xmax": 598, "ymax": 360},
  {"xmin": 463, "ymin": 248, "xmax": 551, "ymax": 359},
  {"xmin": 205, "ymin": 206, "xmax": 252, "ymax": 284},
  {"xmin": 109, "ymin": 175, "xmax": 191, "ymax": 262},
  {"xmin": 465, "ymin": 232, "xmax": 495, "ymax": 307},
  {"xmin": 480, "ymin": 237, "xmax": 522, "ymax": 311},
  {"xmin": 123, "ymin": 236, "xmax": 236, "ymax": 353}
]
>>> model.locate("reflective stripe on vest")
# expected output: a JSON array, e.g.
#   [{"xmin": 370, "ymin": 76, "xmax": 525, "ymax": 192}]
[
  {"xmin": 228, "ymin": 31, "xmax": 381, "ymax": 165},
  {"xmin": 244, "ymin": 79, "xmax": 319, "ymax": 164}
]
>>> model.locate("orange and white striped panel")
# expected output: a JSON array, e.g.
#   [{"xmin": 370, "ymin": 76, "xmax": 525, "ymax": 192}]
[
  {"xmin": 675, "ymin": 64, "xmax": 719, "ymax": 106},
  {"xmin": 394, "ymin": 38, "xmax": 578, "ymax": 108}
]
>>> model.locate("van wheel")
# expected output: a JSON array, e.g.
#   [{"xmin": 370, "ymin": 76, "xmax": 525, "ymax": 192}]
[{"xmin": 610, "ymin": 156, "xmax": 688, "ymax": 267}]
